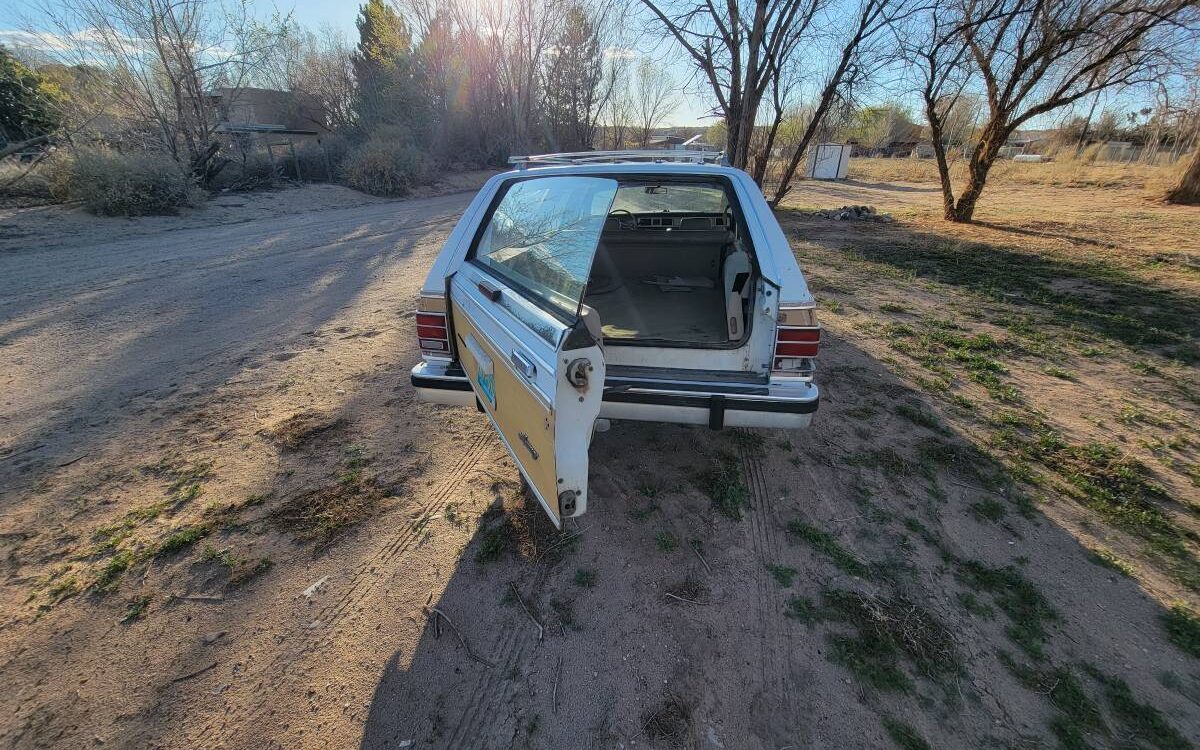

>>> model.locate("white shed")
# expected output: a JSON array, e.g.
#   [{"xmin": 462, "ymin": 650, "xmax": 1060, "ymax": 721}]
[{"xmin": 805, "ymin": 143, "xmax": 852, "ymax": 180}]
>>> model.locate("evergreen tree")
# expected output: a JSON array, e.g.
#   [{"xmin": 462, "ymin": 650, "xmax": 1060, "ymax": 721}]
[
  {"xmin": 0, "ymin": 46, "xmax": 62, "ymax": 145},
  {"xmin": 541, "ymin": 5, "xmax": 602, "ymax": 151},
  {"xmin": 352, "ymin": 0, "xmax": 423, "ymax": 136}
]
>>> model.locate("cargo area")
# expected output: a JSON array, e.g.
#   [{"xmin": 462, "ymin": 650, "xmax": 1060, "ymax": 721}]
[{"xmin": 582, "ymin": 182, "xmax": 757, "ymax": 348}]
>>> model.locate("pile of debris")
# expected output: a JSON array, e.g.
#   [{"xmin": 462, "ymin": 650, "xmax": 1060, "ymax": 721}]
[{"xmin": 803, "ymin": 205, "xmax": 894, "ymax": 222}]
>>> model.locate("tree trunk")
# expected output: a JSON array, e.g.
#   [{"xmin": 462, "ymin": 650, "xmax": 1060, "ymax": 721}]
[
  {"xmin": 946, "ymin": 122, "xmax": 1006, "ymax": 222},
  {"xmin": 0, "ymin": 135, "xmax": 50, "ymax": 161},
  {"xmin": 925, "ymin": 115, "xmax": 956, "ymax": 220},
  {"xmin": 1165, "ymin": 146, "xmax": 1200, "ymax": 205}
]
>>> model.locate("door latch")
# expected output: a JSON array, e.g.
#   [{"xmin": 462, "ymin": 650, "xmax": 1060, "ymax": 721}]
[{"xmin": 565, "ymin": 358, "xmax": 592, "ymax": 389}]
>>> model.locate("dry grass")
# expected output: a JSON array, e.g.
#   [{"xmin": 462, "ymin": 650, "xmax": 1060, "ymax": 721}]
[
  {"xmin": 267, "ymin": 411, "xmax": 347, "ymax": 450},
  {"xmin": 270, "ymin": 475, "xmax": 388, "ymax": 542},
  {"xmin": 845, "ymin": 155, "xmax": 1184, "ymax": 193}
]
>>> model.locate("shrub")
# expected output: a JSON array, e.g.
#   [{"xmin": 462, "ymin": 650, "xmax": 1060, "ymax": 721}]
[
  {"xmin": 341, "ymin": 138, "xmax": 431, "ymax": 197},
  {"xmin": 57, "ymin": 149, "xmax": 204, "ymax": 216}
]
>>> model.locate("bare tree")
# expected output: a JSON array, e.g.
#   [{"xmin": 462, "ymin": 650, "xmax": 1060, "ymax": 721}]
[
  {"xmin": 767, "ymin": 0, "xmax": 912, "ymax": 205},
  {"xmin": 920, "ymin": 0, "xmax": 1200, "ymax": 222},
  {"xmin": 30, "ymin": 0, "xmax": 289, "ymax": 179},
  {"xmin": 1166, "ymin": 144, "xmax": 1200, "ymax": 204},
  {"xmin": 632, "ymin": 59, "xmax": 678, "ymax": 147},
  {"xmin": 638, "ymin": 0, "xmax": 823, "ymax": 169}
]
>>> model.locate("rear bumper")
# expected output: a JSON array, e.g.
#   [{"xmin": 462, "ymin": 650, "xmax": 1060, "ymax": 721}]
[{"xmin": 412, "ymin": 360, "xmax": 819, "ymax": 429}]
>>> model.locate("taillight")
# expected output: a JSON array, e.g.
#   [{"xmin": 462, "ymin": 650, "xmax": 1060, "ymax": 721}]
[
  {"xmin": 773, "ymin": 306, "xmax": 819, "ymax": 377},
  {"xmin": 416, "ymin": 311, "xmax": 450, "ymax": 355}
]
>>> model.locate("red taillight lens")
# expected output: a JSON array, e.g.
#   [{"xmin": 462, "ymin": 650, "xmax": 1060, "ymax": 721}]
[
  {"xmin": 773, "ymin": 323, "xmax": 819, "ymax": 376},
  {"xmin": 416, "ymin": 311, "xmax": 450, "ymax": 355}
]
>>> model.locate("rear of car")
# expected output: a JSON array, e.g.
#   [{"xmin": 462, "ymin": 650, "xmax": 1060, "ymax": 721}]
[{"xmin": 410, "ymin": 152, "xmax": 819, "ymax": 525}]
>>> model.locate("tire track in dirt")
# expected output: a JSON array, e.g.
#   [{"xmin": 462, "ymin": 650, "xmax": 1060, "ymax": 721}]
[
  {"xmin": 442, "ymin": 569, "xmax": 551, "ymax": 748},
  {"xmin": 196, "ymin": 427, "xmax": 495, "ymax": 743},
  {"xmin": 740, "ymin": 444, "xmax": 799, "ymax": 738}
]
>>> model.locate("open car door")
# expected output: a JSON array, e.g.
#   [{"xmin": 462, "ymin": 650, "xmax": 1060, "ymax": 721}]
[{"xmin": 448, "ymin": 175, "xmax": 617, "ymax": 527}]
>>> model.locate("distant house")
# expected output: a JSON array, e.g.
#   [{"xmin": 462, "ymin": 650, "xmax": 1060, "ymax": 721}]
[
  {"xmin": 1002, "ymin": 129, "xmax": 1054, "ymax": 157},
  {"xmin": 204, "ymin": 87, "xmax": 332, "ymax": 181},
  {"xmin": 205, "ymin": 87, "xmax": 331, "ymax": 134}
]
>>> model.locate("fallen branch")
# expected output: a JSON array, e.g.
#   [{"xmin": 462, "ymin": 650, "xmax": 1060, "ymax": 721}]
[
  {"xmin": 423, "ymin": 604, "xmax": 494, "ymax": 668},
  {"xmin": 509, "ymin": 582, "xmax": 544, "ymax": 641},
  {"xmin": 688, "ymin": 541, "xmax": 712, "ymax": 576},
  {"xmin": 552, "ymin": 655, "xmax": 562, "ymax": 715},
  {"xmin": 664, "ymin": 592, "xmax": 702, "ymax": 605},
  {"xmin": 173, "ymin": 660, "xmax": 218, "ymax": 682},
  {"xmin": 172, "ymin": 593, "xmax": 225, "ymax": 602}
]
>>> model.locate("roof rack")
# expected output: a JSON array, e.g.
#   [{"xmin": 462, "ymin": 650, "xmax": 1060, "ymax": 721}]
[{"xmin": 508, "ymin": 150, "xmax": 729, "ymax": 169}]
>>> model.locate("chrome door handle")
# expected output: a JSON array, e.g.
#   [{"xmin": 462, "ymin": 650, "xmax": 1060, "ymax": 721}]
[{"xmin": 510, "ymin": 351, "xmax": 536, "ymax": 378}]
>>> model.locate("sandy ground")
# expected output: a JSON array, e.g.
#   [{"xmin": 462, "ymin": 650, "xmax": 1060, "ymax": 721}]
[{"xmin": 1, "ymin": 175, "xmax": 1198, "ymax": 750}]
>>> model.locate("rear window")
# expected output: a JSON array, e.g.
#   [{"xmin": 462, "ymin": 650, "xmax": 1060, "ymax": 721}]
[{"xmin": 472, "ymin": 176, "xmax": 617, "ymax": 319}]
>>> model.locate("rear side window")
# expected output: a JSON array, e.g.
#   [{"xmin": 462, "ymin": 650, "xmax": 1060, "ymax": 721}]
[{"xmin": 473, "ymin": 176, "xmax": 618, "ymax": 319}]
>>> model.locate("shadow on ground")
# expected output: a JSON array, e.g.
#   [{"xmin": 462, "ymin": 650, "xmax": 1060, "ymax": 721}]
[{"xmin": 355, "ymin": 331, "xmax": 1198, "ymax": 749}]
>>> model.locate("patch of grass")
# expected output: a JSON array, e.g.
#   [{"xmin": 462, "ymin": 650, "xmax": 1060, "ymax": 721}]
[
  {"xmin": 879, "ymin": 302, "xmax": 910, "ymax": 314},
  {"xmin": 1084, "ymin": 667, "xmax": 1191, "ymax": 750},
  {"xmin": 637, "ymin": 482, "xmax": 662, "ymax": 498},
  {"xmin": 155, "ymin": 523, "xmax": 213, "ymax": 557},
  {"xmin": 1161, "ymin": 601, "xmax": 1200, "ymax": 658},
  {"xmin": 120, "ymin": 595, "xmax": 151, "ymax": 623},
  {"xmin": 895, "ymin": 402, "xmax": 944, "ymax": 432},
  {"xmin": 956, "ymin": 591, "xmax": 994, "ymax": 618},
  {"xmin": 991, "ymin": 416, "xmax": 1198, "ymax": 590},
  {"xmin": 93, "ymin": 549, "xmax": 136, "ymax": 592},
  {"xmin": 549, "ymin": 598, "xmax": 576, "ymax": 629},
  {"xmin": 847, "ymin": 448, "xmax": 916, "ymax": 476},
  {"xmin": 201, "ymin": 544, "xmax": 272, "ymax": 587},
  {"xmin": 1086, "ymin": 547, "xmax": 1136, "ymax": 577},
  {"xmin": 881, "ymin": 716, "xmax": 931, "ymax": 750},
  {"xmin": 641, "ymin": 696, "xmax": 691, "ymax": 747},
  {"xmin": 703, "ymin": 452, "xmax": 750, "ymax": 520},
  {"xmin": 272, "ymin": 474, "xmax": 388, "ymax": 543},
  {"xmin": 475, "ymin": 521, "xmax": 514, "ymax": 564},
  {"xmin": 1043, "ymin": 365, "xmax": 1077, "ymax": 381},
  {"xmin": 574, "ymin": 568, "xmax": 596, "ymax": 588},
  {"xmin": 629, "ymin": 503, "xmax": 659, "ymax": 520},
  {"xmin": 768, "ymin": 564, "xmax": 797, "ymax": 588},
  {"xmin": 784, "ymin": 595, "xmax": 819, "ymax": 623},
  {"xmin": 729, "ymin": 429, "xmax": 766, "ymax": 450},
  {"xmin": 956, "ymin": 560, "xmax": 1058, "ymax": 659},
  {"xmin": 44, "ymin": 571, "xmax": 81, "ymax": 604},
  {"xmin": 1001, "ymin": 654, "xmax": 1105, "ymax": 745},
  {"xmin": 970, "ymin": 497, "xmax": 1007, "ymax": 523},
  {"xmin": 822, "ymin": 588, "xmax": 958, "ymax": 692},
  {"xmin": 655, "ymin": 532, "xmax": 678, "ymax": 552},
  {"xmin": 786, "ymin": 521, "xmax": 868, "ymax": 577},
  {"xmin": 268, "ymin": 412, "xmax": 346, "ymax": 450}
]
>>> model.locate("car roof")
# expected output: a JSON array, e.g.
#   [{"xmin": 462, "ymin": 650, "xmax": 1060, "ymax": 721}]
[{"xmin": 499, "ymin": 162, "xmax": 744, "ymax": 179}]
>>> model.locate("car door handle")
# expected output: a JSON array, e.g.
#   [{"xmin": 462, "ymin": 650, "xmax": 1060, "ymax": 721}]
[
  {"xmin": 477, "ymin": 280, "xmax": 501, "ymax": 301},
  {"xmin": 510, "ymin": 351, "xmax": 536, "ymax": 378}
]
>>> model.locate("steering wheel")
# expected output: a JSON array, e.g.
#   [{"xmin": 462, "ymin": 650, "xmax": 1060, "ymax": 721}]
[{"xmin": 607, "ymin": 208, "xmax": 636, "ymax": 230}]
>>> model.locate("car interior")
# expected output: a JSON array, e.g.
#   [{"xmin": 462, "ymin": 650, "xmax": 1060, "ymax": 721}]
[{"xmin": 582, "ymin": 180, "xmax": 757, "ymax": 348}]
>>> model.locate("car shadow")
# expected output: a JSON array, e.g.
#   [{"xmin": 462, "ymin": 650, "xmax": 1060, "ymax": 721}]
[{"xmin": 355, "ymin": 329, "xmax": 1198, "ymax": 749}]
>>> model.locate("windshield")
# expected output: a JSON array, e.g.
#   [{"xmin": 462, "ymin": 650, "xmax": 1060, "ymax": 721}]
[{"xmin": 609, "ymin": 182, "xmax": 728, "ymax": 214}]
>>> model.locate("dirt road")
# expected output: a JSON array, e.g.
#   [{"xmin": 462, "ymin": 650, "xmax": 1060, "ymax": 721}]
[{"xmin": 1, "ymin": 181, "xmax": 1196, "ymax": 750}]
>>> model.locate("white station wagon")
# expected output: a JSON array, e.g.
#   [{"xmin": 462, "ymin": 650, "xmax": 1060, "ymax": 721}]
[{"xmin": 411, "ymin": 151, "xmax": 820, "ymax": 526}]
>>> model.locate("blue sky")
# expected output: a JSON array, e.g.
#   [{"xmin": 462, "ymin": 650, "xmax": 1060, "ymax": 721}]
[{"xmin": 0, "ymin": 0, "xmax": 1164, "ymax": 131}]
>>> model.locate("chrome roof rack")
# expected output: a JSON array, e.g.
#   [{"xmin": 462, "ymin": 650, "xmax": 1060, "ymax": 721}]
[{"xmin": 508, "ymin": 149, "xmax": 729, "ymax": 169}]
